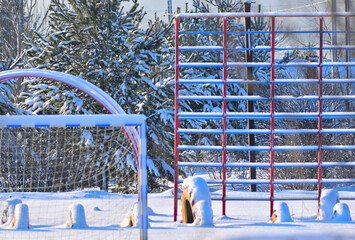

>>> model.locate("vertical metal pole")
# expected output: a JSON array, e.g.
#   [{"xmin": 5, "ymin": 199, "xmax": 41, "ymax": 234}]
[
  {"xmin": 244, "ymin": 1, "xmax": 256, "ymax": 193},
  {"xmin": 345, "ymin": 0, "xmax": 351, "ymax": 112},
  {"xmin": 331, "ymin": 0, "xmax": 337, "ymax": 101},
  {"xmin": 167, "ymin": 0, "xmax": 173, "ymax": 22},
  {"xmin": 139, "ymin": 122, "xmax": 148, "ymax": 240},
  {"xmin": 269, "ymin": 16, "xmax": 276, "ymax": 218},
  {"xmin": 173, "ymin": 17, "xmax": 180, "ymax": 222},
  {"xmin": 222, "ymin": 17, "xmax": 228, "ymax": 216},
  {"xmin": 317, "ymin": 17, "xmax": 324, "ymax": 208}
]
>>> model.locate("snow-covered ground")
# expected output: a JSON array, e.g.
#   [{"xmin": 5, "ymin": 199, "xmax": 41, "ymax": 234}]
[{"xmin": 0, "ymin": 186, "xmax": 354, "ymax": 240}]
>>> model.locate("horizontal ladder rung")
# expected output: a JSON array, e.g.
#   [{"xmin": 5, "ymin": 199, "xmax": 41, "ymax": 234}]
[
  {"xmin": 178, "ymin": 145, "xmax": 355, "ymax": 151},
  {"xmin": 212, "ymin": 196, "xmax": 319, "ymax": 201},
  {"xmin": 198, "ymin": 179, "xmax": 355, "ymax": 185},
  {"xmin": 178, "ymin": 128, "xmax": 355, "ymax": 134},
  {"xmin": 178, "ymin": 112, "xmax": 355, "ymax": 120},
  {"xmin": 178, "ymin": 45, "xmax": 355, "ymax": 52},
  {"xmin": 178, "ymin": 95, "xmax": 355, "ymax": 101},
  {"xmin": 177, "ymin": 162, "xmax": 355, "ymax": 168},
  {"xmin": 177, "ymin": 79, "xmax": 355, "ymax": 84}
]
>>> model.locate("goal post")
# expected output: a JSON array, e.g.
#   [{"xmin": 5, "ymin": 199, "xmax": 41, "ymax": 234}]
[{"xmin": 0, "ymin": 114, "xmax": 148, "ymax": 239}]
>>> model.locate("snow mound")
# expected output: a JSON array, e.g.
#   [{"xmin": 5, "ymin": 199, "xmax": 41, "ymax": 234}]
[
  {"xmin": 92, "ymin": 206, "xmax": 102, "ymax": 211},
  {"xmin": 65, "ymin": 203, "xmax": 87, "ymax": 228},
  {"xmin": 1, "ymin": 198, "xmax": 22, "ymax": 227},
  {"xmin": 331, "ymin": 202, "xmax": 352, "ymax": 222},
  {"xmin": 192, "ymin": 200, "xmax": 214, "ymax": 227},
  {"xmin": 182, "ymin": 177, "xmax": 214, "ymax": 226},
  {"xmin": 272, "ymin": 202, "xmax": 293, "ymax": 223},
  {"xmin": 182, "ymin": 176, "xmax": 211, "ymax": 205},
  {"xmin": 10, "ymin": 204, "xmax": 30, "ymax": 230},
  {"xmin": 317, "ymin": 189, "xmax": 339, "ymax": 221},
  {"xmin": 120, "ymin": 202, "xmax": 152, "ymax": 228}
]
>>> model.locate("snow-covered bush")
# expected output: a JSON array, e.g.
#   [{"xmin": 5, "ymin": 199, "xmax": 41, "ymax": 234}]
[
  {"xmin": 65, "ymin": 203, "xmax": 87, "ymax": 229},
  {"xmin": 317, "ymin": 189, "xmax": 339, "ymax": 221}
]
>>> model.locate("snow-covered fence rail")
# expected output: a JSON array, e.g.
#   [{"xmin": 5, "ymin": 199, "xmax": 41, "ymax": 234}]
[{"xmin": 173, "ymin": 12, "xmax": 355, "ymax": 221}]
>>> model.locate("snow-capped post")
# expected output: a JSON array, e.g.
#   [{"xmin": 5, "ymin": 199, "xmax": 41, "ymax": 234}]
[
  {"xmin": 1, "ymin": 198, "xmax": 22, "ymax": 227},
  {"xmin": 271, "ymin": 202, "xmax": 293, "ymax": 223},
  {"xmin": 65, "ymin": 203, "xmax": 87, "ymax": 228},
  {"xmin": 243, "ymin": 0, "xmax": 256, "ymax": 193},
  {"xmin": 181, "ymin": 177, "xmax": 214, "ymax": 226},
  {"xmin": 317, "ymin": 189, "xmax": 339, "ymax": 221},
  {"xmin": 11, "ymin": 203, "xmax": 30, "ymax": 230}
]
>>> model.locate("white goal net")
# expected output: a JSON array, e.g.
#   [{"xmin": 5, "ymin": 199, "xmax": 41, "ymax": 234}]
[{"xmin": 0, "ymin": 114, "xmax": 147, "ymax": 239}]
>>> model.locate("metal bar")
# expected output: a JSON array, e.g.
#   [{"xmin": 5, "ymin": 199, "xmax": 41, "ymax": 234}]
[
  {"xmin": 173, "ymin": 16, "xmax": 180, "ymax": 222},
  {"xmin": 177, "ymin": 78, "xmax": 355, "ymax": 85},
  {"xmin": 222, "ymin": 17, "xmax": 228, "ymax": 217},
  {"xmin": 178, "ymin": 161, "xmax": 355, "ymax": 168},
  {"xmin": 139, "ymin": 121, "xmax": 148, "ymax": 240},
  {"xmin": 269, "ymin": 16, "xmax": 276, "ymax": 218},
  {"xmin": 178, "ymin": 95, "xmax": 355, "ymax": 101},
  {"xmin": 317, "ymin": 17, "xmax": 324, "ymax": 209},
  {"xmin": 176, "ymin": 12, "xmax": 355, "ymax": 18}
]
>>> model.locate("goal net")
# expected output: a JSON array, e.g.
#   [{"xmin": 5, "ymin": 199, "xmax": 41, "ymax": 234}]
[{"xmin": 0, "ymin": 114, "xmax": 147, "ymax": 239}]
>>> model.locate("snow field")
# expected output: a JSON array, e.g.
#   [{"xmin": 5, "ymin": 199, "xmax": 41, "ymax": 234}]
[{"xmin": 0, "ymin": 188, "xmax": 353, "ymax": 239}]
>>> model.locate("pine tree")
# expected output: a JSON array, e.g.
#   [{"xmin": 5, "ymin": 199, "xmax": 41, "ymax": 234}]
[{"xmin": 22, "ymin": 0, "xmax": 174, "ymax": 192}]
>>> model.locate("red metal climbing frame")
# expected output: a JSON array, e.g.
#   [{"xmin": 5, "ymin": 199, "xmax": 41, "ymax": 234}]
[{"xmin": 174, "ymin": 12, "xmax": 355, "ymax": 221}]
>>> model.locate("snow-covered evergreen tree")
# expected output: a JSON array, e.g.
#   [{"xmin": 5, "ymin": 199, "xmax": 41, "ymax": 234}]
[{"xmin": 22, "ymin": 0, "xmax": 174, "ymax": 192}]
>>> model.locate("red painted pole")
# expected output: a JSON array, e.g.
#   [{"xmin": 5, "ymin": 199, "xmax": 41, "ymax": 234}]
[
  {"xmin": 222, "ymin": 17, "xmax": 228, "ymax": 216},
  {"xmin": 317, "ymin": 17, "xmax": 324, "ymax": 208},
  {"xmin": 269, "ymin": 16, "xmax": 276, "ymax": 218},
  {"xmin": 173, "ymin": 16, "xmax": 180, "ymax": 222}
]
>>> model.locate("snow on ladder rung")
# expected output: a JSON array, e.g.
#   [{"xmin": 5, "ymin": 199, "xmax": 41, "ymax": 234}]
[
  {"xmin": 179, "ymin": 62, "xmax": 271, "ymax": 68},
  {"xmin": 275, "ymin": 79, "xmax": 355, "ymax": 84},
  {"xmin": 178, "ymin": 79, "xmax": 269, "ymax": 84},
  {"xmin": 179, "ymin": 46, "xmax": 223, "ymax": 51},
  {"xmin": 177, "ymin": 112, "xmax": 355, "ymax": 120},
  {"xmin": 178, "ymin": 95, "xmax": 355, "ymax": 101},
  {"xmin": 177, "ymin": 162, "xmax": 355, "ymax": 168},
  {"xmin": 178, "ymin": 128, "xmax": 355, "ymax": 135}
]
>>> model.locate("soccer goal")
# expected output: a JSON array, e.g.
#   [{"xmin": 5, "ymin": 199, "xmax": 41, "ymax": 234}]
[{"xmin": 0, "ymin": 114, "xmax": 147, "ymax": 239}]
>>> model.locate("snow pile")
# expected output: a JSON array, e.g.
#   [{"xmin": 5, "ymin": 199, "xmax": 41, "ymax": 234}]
[
  {"xmin": 331, "ymin": 203, "xmax": 352, "ymax": 222},
  {"xmin": 120, "ymin": 202, "xmax": 152, "ymax": 228},
  {"xmin": 182, "ymin": 176, "xmax": 212, "ymax": 207},
  {"xmin": 316, "ymin": 189, "xmax": 339, "ymax": 221},
  {"xmin": 11, "ymin": 204, "xmax": 30, "ymax": 230},
  {"xmin": 1, "ymin": 198, "xmax": 22, "ymax": 227},
  {"xmin": 65, "ymin": 203, "xmax": 87, "ymax": 228},
  {"xmin": 272, "ymin": 202, "xmax": 293, "ymax": 223},
  {"xmin": 182, "ymin": 177, "xmax": 214, "ymax": 226},
  {"xmin": 192, "ymin": 200, "xmax": 214, "ymax": 226}
]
